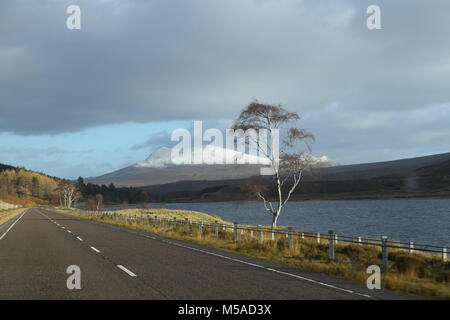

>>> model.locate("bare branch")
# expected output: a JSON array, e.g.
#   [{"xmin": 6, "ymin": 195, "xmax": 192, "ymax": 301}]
[{"xmin": 232, "ymin": 100, "xmax": 316, "ymax": 228}]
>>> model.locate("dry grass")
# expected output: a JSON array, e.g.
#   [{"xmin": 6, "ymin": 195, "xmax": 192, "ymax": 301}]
[
  {"xmin": 49, "ymin": 208, "xmax": 449, "ymax": 299},
  {"xmin": 1, "ymin": 195, "xmax": 45, "ymax": 207},
  {"xmin": 112, "ymin": 208, "xmax": 231, "ymax": 225},
  {"xmin": 0, "ymin": 208, "xmax": 26, "ymax": 226},
  {"xmin": 58, "ymin": 207, "xmax": 231, "ymax": 225}
]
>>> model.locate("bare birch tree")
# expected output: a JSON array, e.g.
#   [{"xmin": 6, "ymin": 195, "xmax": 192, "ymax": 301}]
[
  {"xmin": 57, "ymin": 180, "xmax": 81, "ymax": 208},
  {"xmin": 233, "ymin": 100, "xmax": 316, "ymax": 228}
]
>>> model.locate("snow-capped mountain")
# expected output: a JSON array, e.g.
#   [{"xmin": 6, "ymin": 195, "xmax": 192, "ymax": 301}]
[
  {"xmin": 135, "ymin": 147, "xmax": 173, "ymax": 168},
  {"xmin": 134, "ymin": 146, "xmax": 272, "ymax": 168},
  {"xmin": 88, "ymin": 146, "xmax": 331, "ymax": 187}
]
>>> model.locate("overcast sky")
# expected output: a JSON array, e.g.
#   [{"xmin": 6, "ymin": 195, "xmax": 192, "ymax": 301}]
[{"xmin": 1, "ymin": 0, "xmax": 450, "ymax": 179}]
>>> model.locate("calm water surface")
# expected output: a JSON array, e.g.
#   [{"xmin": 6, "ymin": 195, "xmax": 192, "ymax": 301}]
[{"xmin": 140, "ymin": 199, "xmax": 450, "ymax": 246}]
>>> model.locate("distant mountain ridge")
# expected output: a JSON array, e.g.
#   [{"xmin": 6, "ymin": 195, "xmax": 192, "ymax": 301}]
[
  {"xmin": 139, "ymin": 151, "xmax": 450, "ymax": 201},
  {"xmin": 89, "ymin": 146, "xmax": 330, "ymax": 187},
  {"xmin": 302, "ymin": 152, "xmax": 450, "ymax": 181}
]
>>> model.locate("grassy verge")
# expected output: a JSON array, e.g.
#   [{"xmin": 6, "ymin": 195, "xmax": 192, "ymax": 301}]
[
  {"xmin": 49, "ymin": 207, "xmax": 449, "ymax": 299},
  {"xmin": 0, "ymin": 208, "xmax": 27, "ymax": 226},
  {"xmin": 56, "ymin": 207, "xmax": 231, "ymax": 225}
]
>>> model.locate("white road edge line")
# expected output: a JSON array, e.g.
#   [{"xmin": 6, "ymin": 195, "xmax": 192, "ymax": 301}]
[
  {"xmin": 163, "ymin": 240, "xmax": 373, "ymax": 300},
  {"xmin": 0, "ymin": 209, "xmax": 28, "ymax": 241},
  {"xmin": 90, "ymin": 246, "xmax": 101, "ymax": 253},
  {"xmin": 117, "ymin": 265, "xmax": 137, "ymax": 277},
  {"xmin": 67, "ymin": 230, "xmax": 72, "ymax": 233}
]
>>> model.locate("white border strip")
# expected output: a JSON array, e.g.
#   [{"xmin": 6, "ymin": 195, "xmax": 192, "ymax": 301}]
[
  {"xmin": 0, "ymin": 209, "xmax": 28, "ymax": 241},
  {"xmin": 163, "ymin": 240, "xmax": 373, "ymax": 299}
]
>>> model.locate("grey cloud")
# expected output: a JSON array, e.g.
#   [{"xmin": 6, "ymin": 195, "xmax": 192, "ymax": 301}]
[
  {"xmin": 303, "ymin": 103, "xmax": 450, "ymax": 164},
  {"xmin": 1, "ymin": 0, "xmax": 450, "ymax": 135},
  {"xmin": 131, "ymin": 119, "xmax": 235, "ymax": 151},
  {"xmin": 130, "ymin": 130, "xmax": 171, "ymax": 150},
  {"xmin": 1, "ymin": 0, "xmax": 450, "ymax": 167},
  {"xmin": 0, "ymin": 146, "xmax": 94, "ymax": 162}
]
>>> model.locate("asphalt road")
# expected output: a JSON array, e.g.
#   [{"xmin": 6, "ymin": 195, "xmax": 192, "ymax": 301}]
[{"xmin": 0, "ymin": 208, "xmax": 418, "ymax": 300}]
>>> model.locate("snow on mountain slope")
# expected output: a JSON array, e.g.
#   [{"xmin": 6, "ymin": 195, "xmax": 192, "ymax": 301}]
[
  {"xmin": 89, "ymin": 146, "xmax": 332, "ymax": 187},
  {"xmin": 134, "ymin": 145, "xmax": 272, "ymax": 168},
  {"xmin": 135, "ymin": 147, "xmax": 173, "ymax": 168}
]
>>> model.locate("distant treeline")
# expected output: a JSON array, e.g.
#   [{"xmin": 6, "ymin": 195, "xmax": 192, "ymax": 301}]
[
  {"xmin": 0, "ymin": 163, "xmax": 15, "ymax": 172},
  {"xmin": 0, "ymin": 163, "xmax": 150, "ymax": 206},
  {"xmin": 77, "ymin": 177, "xmax": 149, "ymax": 204},
  {"xmin": 0, "ymin": 165, "xmax": 59, "ymax": 204}
]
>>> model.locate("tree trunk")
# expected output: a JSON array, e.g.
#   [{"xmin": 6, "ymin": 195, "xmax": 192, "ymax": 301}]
[
  {"xmin": 271, "ymin": 214, "xmax": 278, "ymax": 228},
  {"xmin": 271, "ymin": 209, "xmax": 281, "ymax": 240}
]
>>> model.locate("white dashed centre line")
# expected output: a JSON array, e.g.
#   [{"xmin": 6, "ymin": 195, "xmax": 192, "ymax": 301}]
[
  {"xmin": 90, "ymin": 246, "xmax": 101, "ymax": 253},
  {"xmin": 77, "ymin": 237, "xmax": 83, "ymax": 241},
  {"xmin": 117, "ymin": 265, "xmax": 137, "ymax": 277}
]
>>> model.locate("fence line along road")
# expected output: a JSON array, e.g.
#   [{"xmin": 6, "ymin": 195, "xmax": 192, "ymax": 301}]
[{"xmin": 53, "ymin": 207, "xmax": 449, "ymax": 266}]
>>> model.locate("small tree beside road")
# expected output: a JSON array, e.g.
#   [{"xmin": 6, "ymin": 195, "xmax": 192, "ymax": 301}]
[{"xmin": 233, "ymin": 100, "xmax": 316, "ymax": 228}]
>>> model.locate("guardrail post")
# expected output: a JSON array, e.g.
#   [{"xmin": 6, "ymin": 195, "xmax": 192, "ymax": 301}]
[
  {"xmin": 443, "ymin": 247, "xmax": 448, "ymax": 262},
  {"xmin": 233, "ymin": 222, "xmax": 239, "ymax": 241},
  {"xmin": 173, "ymin": 217, "xmax": 177, "ymax": 228},
  {"xmin": 154, "ymin": 215, "xmax": 158, "ymax": 225},
  {"xmin": 328, "ymin": 230, "xmax": 336, "ymax": 261},
  {"xmin": 184, "ymin": 218, "xmax": 189, "ymax": 233},
  {"xmin": 409, "ymin": 241, "xmax": 414, "ymax": 253},
  {"xmin": 250, "ymin": 229, "xmax": 254, "ymax": 238},
  {"xmin": 316, "ymin": 232, "xmax": 321, "ymax": 244},
  {"xmin": 214, "ymin": 221, "xmax": 219, "ymax": 238},
  {"xmin": 334, "ymin": 233, "xmax": 338, "ymax": 244},
  {"xmin": 288, "ymin": 227, "xmax": 294, "ymax": 251},
  {"xmin": 358, "ymin": 236, "xmax": 362, "ymax": 245},
  {"xmin": 198, "ymin": 221, "xmax": 203, "ymax": 237},
  {"xmin": 258, "ymin": 225, "xmax": 264, "ymax": 243},
  {"xmin": 163, "ymin": 217, "xmax": 167, "ymax": 230},
  {"xmin": 381, "ymin": 236, "xmax": 389, "ymax": 270},
  {"xmin": 301, "ymin": 232, "xmax": 305, "ymax": 240}
]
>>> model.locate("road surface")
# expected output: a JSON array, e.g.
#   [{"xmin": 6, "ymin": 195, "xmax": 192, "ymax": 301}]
[{"xmin": 0, "ymin": 208, "xmax": 417, "ymax": 299}]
